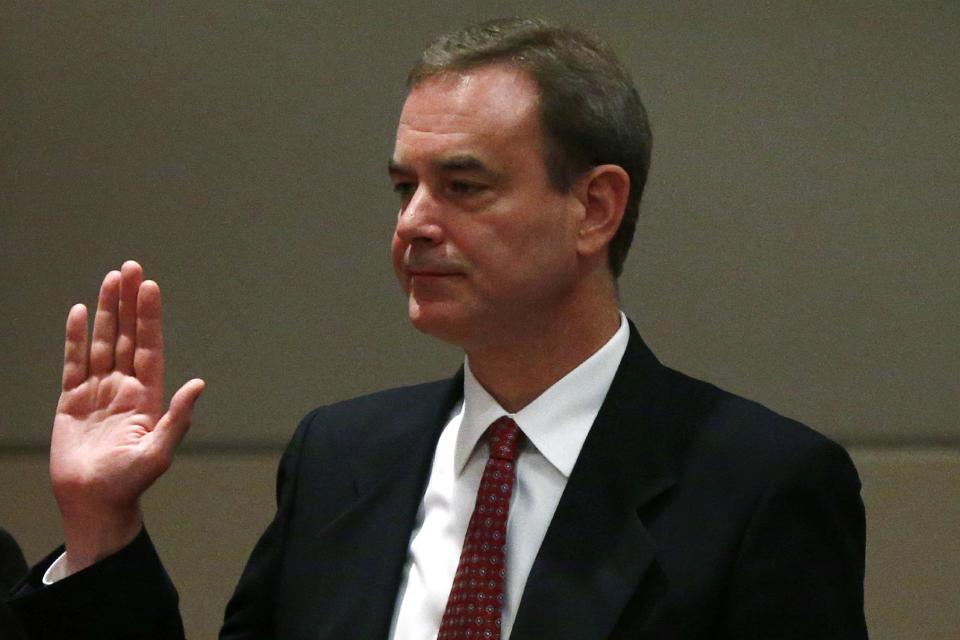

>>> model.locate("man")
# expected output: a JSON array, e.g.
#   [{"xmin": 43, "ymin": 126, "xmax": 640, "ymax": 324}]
[{"xmin": 8, "ymin": 18, "xmax": 866, "ymax": 639}]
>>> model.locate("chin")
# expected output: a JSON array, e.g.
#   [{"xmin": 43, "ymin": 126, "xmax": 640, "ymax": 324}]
[{"xmin": 407, "ymin": 300, "xmax": 472, "ymax": 347}]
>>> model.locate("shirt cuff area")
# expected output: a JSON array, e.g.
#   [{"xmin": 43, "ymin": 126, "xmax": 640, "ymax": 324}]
[{"xmin": 41, "ymin": 552, "xmax": 69, "ymax": 585}]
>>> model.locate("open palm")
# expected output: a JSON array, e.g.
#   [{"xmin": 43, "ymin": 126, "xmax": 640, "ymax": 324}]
[{"xmin": 50, "ymin": 261, "xmax": 204, "ymax": 572}]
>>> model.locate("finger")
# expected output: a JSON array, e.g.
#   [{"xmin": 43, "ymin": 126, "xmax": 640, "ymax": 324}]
[
  {"xmin": 134, "ymin": 280, "xmax": 164, "ymax": 388},
  {"xmin": 114, "ymin": 260, "xmax": 143, "ymax": 374},
  {"xmin": 62, "ymin": 304, "xmax": 89, "ymax": 391},
  {"xmin": 152, "ymin": 379, "xmax": 205, "ymax": 455},
  {"xmin": 89, "ymin": 270, "xmax": 121, "ymax": 375}
]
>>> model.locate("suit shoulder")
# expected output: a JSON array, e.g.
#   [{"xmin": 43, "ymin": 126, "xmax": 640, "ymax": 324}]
[
  {"xmin": 660, "ymin": 366, "xmax": 852, "ymax": 474},
  {"xmin": 312, "ymin": 377, "xmax": 456, "ymax": 418},
  {"xmin": 290, "ymin": 376, "xmax": 460, "ymax": 450}
]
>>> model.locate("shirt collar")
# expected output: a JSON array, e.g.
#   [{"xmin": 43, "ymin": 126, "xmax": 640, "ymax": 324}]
[{"xmin": 454, "ymin": 312, "xmax": 630, "ymax": 477}]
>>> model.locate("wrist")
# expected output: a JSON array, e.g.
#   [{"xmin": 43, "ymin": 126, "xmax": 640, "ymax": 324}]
[{"xmin": 60, "ymin": 504, "xmax": 144, "ymax": 576}]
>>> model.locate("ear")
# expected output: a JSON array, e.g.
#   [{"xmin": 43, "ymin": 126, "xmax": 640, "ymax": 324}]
[{"xmin": 573, "ymin": 164, "xmax": 630, "ymax": 259}]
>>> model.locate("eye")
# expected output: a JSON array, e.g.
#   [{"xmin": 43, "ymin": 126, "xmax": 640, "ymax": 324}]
[
  {"xmin": 392, "ymin": 181, "xmax": 416, "ymax": 200},
  {"xmin": 449, "ymin": 180, "xmax": 486, "ymax": 196}
]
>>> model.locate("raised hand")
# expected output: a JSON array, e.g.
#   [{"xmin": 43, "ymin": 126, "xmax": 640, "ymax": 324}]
[{"xmin": 50, "ymin": 261, "xmax": 205, "ymax": 575}]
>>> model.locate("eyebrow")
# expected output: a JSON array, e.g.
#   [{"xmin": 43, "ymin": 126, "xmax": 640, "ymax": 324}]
[
  {"xmin": 435, "ymin": 154, "xmax": 488, "ymax": 173},
  {"xmin": 388, "ymin": 154, "xmax": 500, "ymax": 178},
  {"xmin": 387, "ymin": 158, "xmax": 408, "ymax": 176}
]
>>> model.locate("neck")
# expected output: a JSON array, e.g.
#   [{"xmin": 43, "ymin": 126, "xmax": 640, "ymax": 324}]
[{"xmin": 465, "ymin": 287, "xmax": 621, "ymax": 413}]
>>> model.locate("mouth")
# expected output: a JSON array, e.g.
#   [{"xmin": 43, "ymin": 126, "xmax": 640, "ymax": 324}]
[
  {"xmin": 405, "ymin": 268, "xmax": 466, "ymax": 291},
  {"xmin": 401, "ymin": 249, "xmax": 467, "ymax": 285},
  {"xmin": 407, "ymin": 270, "xmax": 464, "ymax": 285}
]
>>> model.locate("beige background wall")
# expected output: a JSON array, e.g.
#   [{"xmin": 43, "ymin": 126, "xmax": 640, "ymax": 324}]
[{"xmin": 2, "ymin": 2, "xmax": 957, "ymax": 638}]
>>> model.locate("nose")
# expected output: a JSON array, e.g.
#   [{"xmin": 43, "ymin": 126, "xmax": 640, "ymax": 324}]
[{"xmin": 395, "ymin": 184, "xmax": 443, "ymax": 245}]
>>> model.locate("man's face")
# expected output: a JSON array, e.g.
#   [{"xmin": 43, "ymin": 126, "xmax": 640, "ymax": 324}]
[{"xmin": 390, "ymin": 65, "xmax": 584, "ymax": 349}]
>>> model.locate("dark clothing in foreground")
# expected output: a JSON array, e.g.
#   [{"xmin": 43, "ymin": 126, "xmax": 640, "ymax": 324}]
[{"xmin": 1, "ymin": 529, "xmax": 29, "ymax": 639}]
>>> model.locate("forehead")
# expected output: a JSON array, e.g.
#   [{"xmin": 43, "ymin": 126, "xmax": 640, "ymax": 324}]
[{"xmin": 394, "ymin": 65, "xmax": 544, "ymax": 162}]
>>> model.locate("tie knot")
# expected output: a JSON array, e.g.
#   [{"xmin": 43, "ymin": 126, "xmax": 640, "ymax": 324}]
[{"xmin": 487, "ymin": 416, "xmax": 522, "ymax": 462}]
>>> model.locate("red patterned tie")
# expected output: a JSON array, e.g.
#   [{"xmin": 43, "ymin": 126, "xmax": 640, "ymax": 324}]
[{"xmin": 437, "ymin": 416, "xmax": 522, "ymax": 640}]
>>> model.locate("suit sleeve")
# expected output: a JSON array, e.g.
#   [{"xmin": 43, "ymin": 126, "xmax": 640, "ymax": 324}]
[
  {"xmin": 6, "ymin": 527, "xmax": 185, "ymax": 640},
  {"xmin": 0, "ymin": 528, "xmax": 28, "ymax": 593},
  {"xmin": 719, "ymin": 438, "xmax": 868, "ymax": 639},
  {"xmin": 6, "ymin": 410, "xmax": 310, "ymax": 640},
  {"xmin": 218, "ymin": 410, "xmax": 310, "ymax": 639}
]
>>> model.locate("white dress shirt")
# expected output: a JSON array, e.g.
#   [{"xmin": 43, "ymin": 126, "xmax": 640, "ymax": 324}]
[{"xmin": 388, "ymin": 313, "xmax": 629, "ymax": 639}]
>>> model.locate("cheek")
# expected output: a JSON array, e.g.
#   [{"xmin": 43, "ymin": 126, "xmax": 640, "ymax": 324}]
[
  {"xmin": 517, "ymin": 208, "xmax": 581, "ymax": 273},
  {"xmin": 390, "ymin": 233, "xmax": 407, "ymax": 285}
]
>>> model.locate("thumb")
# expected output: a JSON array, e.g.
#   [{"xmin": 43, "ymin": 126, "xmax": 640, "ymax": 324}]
[{"xmin": 153, "ymin": 378, "xmax": 206, "ymax": 454}]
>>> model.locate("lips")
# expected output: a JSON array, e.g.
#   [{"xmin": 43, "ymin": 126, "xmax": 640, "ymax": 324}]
[
  {"xmin": 400, "ymin": 248, "xmax": 468, "ymax": 285},
  {"xmin": 406, "ymin": 270, "xmax": 465, "ymax": 291},
  {"xmin": 404, "ymin": 264, "xmax": 467, "ymax": 294},
  {"xmin": 408, "ymin": 269, "xmax": 458, "ymax": 277},
  {"xmin": 404, "ymin": 257, "xmax": 466, "ymax": 279}
]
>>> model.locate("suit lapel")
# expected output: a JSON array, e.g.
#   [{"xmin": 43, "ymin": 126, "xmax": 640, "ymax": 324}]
[
  {"xmin": 349, "ymin": 372, "xmax": 464, "ymax": 503},
  {"xmin": 293, "ymin": 373, "xmax": 464, "ymax": 639},
  {"xmin": 511, "ymin": 324, "xmax": 683, "ymax": 640}
]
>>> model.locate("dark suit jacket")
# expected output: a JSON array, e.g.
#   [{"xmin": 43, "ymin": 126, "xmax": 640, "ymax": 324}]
[
  {"xmin": 1, "ymin": 529, "xmax": 29, "ymax": 640},
  {"xmin": 0, "ymin": 528, "xmax": 28, "ymax": 595},
  {"xmin": 10, "ymin": 324, "xmax": 867, "ymax": 639}
]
